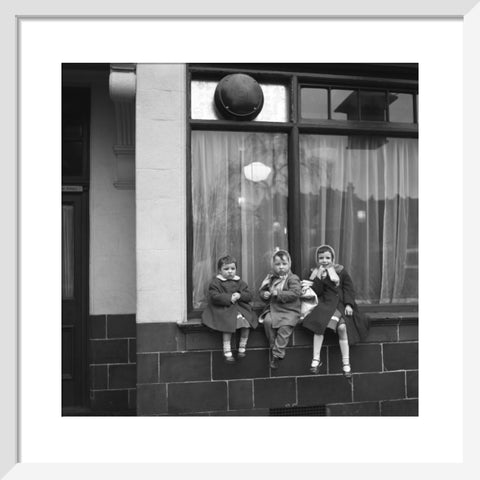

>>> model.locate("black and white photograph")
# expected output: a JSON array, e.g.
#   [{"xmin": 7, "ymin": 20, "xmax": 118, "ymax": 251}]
[
  {"xmin": 62, "ymin": 63, "xmax": 418, "ymax": 417},
  {"xmin": 7, "ymin": 6, "xmax": 477, "ymax": 476}
]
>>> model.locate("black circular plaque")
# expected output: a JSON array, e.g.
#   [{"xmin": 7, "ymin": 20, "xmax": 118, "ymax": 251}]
[{"xmin": 214, "ymin": 73, "xmax": 264, "ymax": 121}]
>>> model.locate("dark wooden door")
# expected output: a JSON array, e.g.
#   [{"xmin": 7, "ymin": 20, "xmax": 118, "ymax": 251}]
[
  {"xmin": 62, "ymin": 189, "xmax": 88, "ymax": 408},
  {"xmin": 62, "ymin": 84, "xmax": 90, "ymax": 411}
]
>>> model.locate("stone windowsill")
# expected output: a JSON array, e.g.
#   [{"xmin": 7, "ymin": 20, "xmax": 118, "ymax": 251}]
[{"xmin": 177, "ymin": 311, "xmax": 418, "ymax": 332}]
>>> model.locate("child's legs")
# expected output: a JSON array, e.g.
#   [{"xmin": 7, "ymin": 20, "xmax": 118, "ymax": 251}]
[
  {"xmin": 262, "ymin": 313, "xmax": 276, "ymax": 348},
  {"xmin": 222, "ymin": 332, "xmax": 233, "ymax": 354},
  {"xmin": 312, "ymin": 333, "xmax": 324, "ymax": 361},
  {"xmin": 337, "ymin": 323, "xmax": 350, "ymax": 366},
  {"xmin": 238, "ymin": 328, "xmax": 249, "ymax": 350},
  {"xmin": 272, "ymin": 325, "xmax": 294, "ymax": 359}
]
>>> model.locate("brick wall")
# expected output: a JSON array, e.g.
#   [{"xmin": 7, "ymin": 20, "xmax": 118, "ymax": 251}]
[
  {"xmin": 89, "ymin": 314, "xmax": 137, "ymax": 414},
  {"xmin": 136, "ymin": 313, "xmax": 418, "ymax": 416}
]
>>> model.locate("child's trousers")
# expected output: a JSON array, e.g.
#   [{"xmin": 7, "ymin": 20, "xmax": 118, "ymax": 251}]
[{"xmin": 262, "ymin": 313, "xmax": 294, "ymax": 359}]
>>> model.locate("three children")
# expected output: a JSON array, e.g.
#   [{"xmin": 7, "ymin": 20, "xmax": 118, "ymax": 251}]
[{"xmin": 202, "ymin": 245, "xmax": 368, "ymax": 375}]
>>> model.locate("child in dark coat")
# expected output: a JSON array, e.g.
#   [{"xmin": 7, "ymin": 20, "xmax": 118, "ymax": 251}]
[
  {"xmin": 202, "ymin": 255, "xmax": 258, "ymax": 362},
  {"xmin": 301, "ymin": 244, "xmax": 369, "ymax": 377},
  {"xmin": 259, "ymin": 249, "xmax": 302, "ymax": 369}
]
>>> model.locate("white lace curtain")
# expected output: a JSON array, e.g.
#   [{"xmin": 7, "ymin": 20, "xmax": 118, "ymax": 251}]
[
  {"xmin": 300, "ymin": 135, "xmax": 418, "ymax": 304},
  {"xmin": 191, "ymin": 131, "xmax": 288, "ymax": 309},
  {"xmin": 191, "ymin": 131, "xmax": 418, "ymax": 308}
]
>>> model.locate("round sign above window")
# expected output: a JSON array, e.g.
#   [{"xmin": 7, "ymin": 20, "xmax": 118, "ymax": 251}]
[{"xmin": 214, "ymin": 74, "xmax": 264, "ymax": 121}]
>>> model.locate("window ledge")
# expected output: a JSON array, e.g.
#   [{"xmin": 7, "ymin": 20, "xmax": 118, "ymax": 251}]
[{"xmin": 177, "ymin": 311, "xmax": 417, "ymax": 333}]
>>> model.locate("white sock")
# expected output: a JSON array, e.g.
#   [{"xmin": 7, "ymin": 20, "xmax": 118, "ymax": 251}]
[
  {"xmin": 313, "ymin": 334, "xmax": 324, "ymax": 362},
  {"xmin": 238, "ymin": 328, "xmax": 249, "ymax": 352},
  {"xmin": 339, "ymin": 338, "xmax": 350, "ymax": 371},
  {"xmin": 223, "ymin": 341, "xmax": 232, "ymax": 355}
]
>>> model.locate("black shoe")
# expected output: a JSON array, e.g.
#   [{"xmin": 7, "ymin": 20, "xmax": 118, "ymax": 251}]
[
  {"xmin": 342, "ymin": 364, "xmax": 352, "ymax": 378},
  {"xmin": 237, "ymin": 349, "xmax": 246, "ymax": 358},
  {"xmin": 270, "ymin": 357, "xmax": 280, "ymax": 369}
]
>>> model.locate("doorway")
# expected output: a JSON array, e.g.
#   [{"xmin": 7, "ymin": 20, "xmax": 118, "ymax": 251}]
[{"xmin": 62, "ymin": 85, "xmax": 90, "ymax": 412}]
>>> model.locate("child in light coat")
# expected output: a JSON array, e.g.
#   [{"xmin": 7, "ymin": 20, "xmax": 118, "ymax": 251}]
[{"xmin": 259, "ymin": 250, "xmax": 302, "ymax": 369}]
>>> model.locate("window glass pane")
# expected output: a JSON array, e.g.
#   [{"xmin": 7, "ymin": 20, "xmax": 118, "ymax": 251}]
[
  {"xmin": 300, "ymin": 88, "xmax": 328, "ymax": 119},
  {"xmin": 191, "ymin": 131, "xmax": 288, "ymax": 309},
  {"xmin": 62, "ymin": 141, "xmax": 84, "ymax": 177},
  {"xmin": 299, "ymin": 135, "xmax": 418, "ymax": 304},
  {"xmin": 360, "ymin": 91, "xmax": 387, "ymax": 121},
  {"xmin": 191, "ymin": 80, "xmax": 289, "ymax": 122},
  {"xmin": 62, "ymin": 205, "xmax": 75, "ymax": 299},
  {"xmin": 331, "ymin": 89, "xmax": 358, "ymax": 120},
  {"xmin": 416, "ymin": 94, "xmax": 418, "ymax": 123},
  {"xmin": 389, "ymin": 93, "xmax": 414, "ymax": 123}
]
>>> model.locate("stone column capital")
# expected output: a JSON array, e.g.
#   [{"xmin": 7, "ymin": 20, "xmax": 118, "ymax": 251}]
[{"xmin": 109, "ymin": 63, "xmax": 136, "ymax": 103}]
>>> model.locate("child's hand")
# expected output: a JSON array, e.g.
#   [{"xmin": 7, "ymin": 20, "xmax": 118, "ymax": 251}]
[
  {"xmin": 261, "ymin": 291, "xmax": 271, "ymax": 300},
  {"xmin": 231, "ymin": 293, "xmax": 241, "ymax": 303},
  {"xmin": 345, "ymin": 305, "xmax": 353, "ymax": 316}
]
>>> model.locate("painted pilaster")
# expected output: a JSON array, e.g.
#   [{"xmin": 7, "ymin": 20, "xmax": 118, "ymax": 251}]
[{"xmin": 135, "ymin": 64, "xmax": 187, "ymax": 323}]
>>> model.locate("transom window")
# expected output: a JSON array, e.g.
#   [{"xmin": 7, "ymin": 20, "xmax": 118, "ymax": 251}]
[{"xmin": 300, "ymin": 87, "xmax": 417, "ymax": 123}]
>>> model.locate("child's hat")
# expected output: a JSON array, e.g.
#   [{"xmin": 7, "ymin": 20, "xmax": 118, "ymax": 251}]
[
  {"xmin": 272, "ymin": 247, "xmax": 292, "ymax": 266},
  {"xmin": 315, "ymin": 244, "xmax": 336, "ymax": 263}
]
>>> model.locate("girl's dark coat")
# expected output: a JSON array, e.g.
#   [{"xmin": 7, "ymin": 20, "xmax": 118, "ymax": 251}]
[
  {"xmin": 302, "ymin": 268, "xmax": 369, "ymax": 345},
  {"xmin": 201, "ymin": 277, "xmax": 258, "ymax": 333},
  {"xmin": 259, "ymin": 272, "xmax": 302, "ymax": 328}
]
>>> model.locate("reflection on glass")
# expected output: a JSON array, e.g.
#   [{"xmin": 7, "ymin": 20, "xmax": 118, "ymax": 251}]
[
  {"xmin": 300, "ymin": 88, "xmax": 328, "ymax": 119},
  {"xmin": 62, "ymin": 205, "xmax": 74, "ymax": 299},
  {"xmin": 191, "ymin": 80, "xmax": 289, "ymax": 122},
  {"xmin": 331, "ymin": 89, "xmax": 358, "ymax": 120},
  {"xmin": 359, "ymin": 91, "xmax": 387, "ymax": 121},
  {"xmin": 191, "ymin": 131, "xmax": 288, "ymax": 308},
  {"xmin": 299, "ymin": 134, "xmax": 418, "ymax": 305},
  {"xmin": 243, "ymin": 162, "xmax": 272, "ymax": 182},
  {"xmin": 389, "ymin": 93, "xmax": 414, "ymax": 123}
]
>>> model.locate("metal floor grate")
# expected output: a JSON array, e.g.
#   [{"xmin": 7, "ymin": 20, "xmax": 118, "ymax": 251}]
[{"xmin": 270, "ymin": 405, "xmax": 326, "ymax": 416}]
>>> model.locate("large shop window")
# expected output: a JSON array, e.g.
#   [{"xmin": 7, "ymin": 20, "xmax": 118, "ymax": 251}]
[
  {"xmin": 191, "ymin": 131, "xmax": 418, "ymax": 308},
  {"xmin": 191, "ymin": 131, "xmax": 288, "ymax": 309},
  {"xmin": 189, "ymin": 66, "xmax": 418, "ymax": 312},
  {"xmin": 300, "ymin": 135, "xmax": 418, "ymax": 304}
]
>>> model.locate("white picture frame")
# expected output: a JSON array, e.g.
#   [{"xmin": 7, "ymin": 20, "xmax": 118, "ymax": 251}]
[{"xmin": 3, "ymin": 0, "xmax": 480, "ymax": 478}]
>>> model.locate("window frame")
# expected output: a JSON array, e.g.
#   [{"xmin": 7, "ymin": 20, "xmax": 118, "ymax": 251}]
[{"xmin": 187, "ymin": 64, "xmax": 418, "ymax": 316}]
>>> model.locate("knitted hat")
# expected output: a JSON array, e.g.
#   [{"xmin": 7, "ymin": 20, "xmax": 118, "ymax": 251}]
[{"xmin": 315, "ymin": 244, "xmax": 335, "ymax": 264}]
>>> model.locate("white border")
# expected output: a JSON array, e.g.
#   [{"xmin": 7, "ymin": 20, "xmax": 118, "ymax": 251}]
[{"xmin": 3, "ymin": 0, "xmax": 480, "ymax": 478}]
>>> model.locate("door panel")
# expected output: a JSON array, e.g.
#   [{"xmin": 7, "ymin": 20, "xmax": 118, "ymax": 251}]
[{"xmin": 62, "ymin": 191, "xmax": 88, "ymax": 409}]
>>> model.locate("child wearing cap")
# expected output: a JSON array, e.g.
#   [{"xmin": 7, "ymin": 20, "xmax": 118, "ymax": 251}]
[
  {"xmin": 301, "ymin": 244, "xmax": 369, "ymax": 378},
  {"xmin": 202, "ymin": 255, "xmax": 258, "ymax": 362},
  {"xmin": 258, "ymin": 249, "xmax": 302, "ymax": 369}
]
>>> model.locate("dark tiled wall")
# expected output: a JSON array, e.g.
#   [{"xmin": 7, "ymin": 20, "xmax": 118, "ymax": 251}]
[
  {"xmin": 89, "ymin": 314, "xmax": 136, "ymax": 414},
  {"xmin": 136, "ymin": 314, "xmax": 419, "ymax": 416}
]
